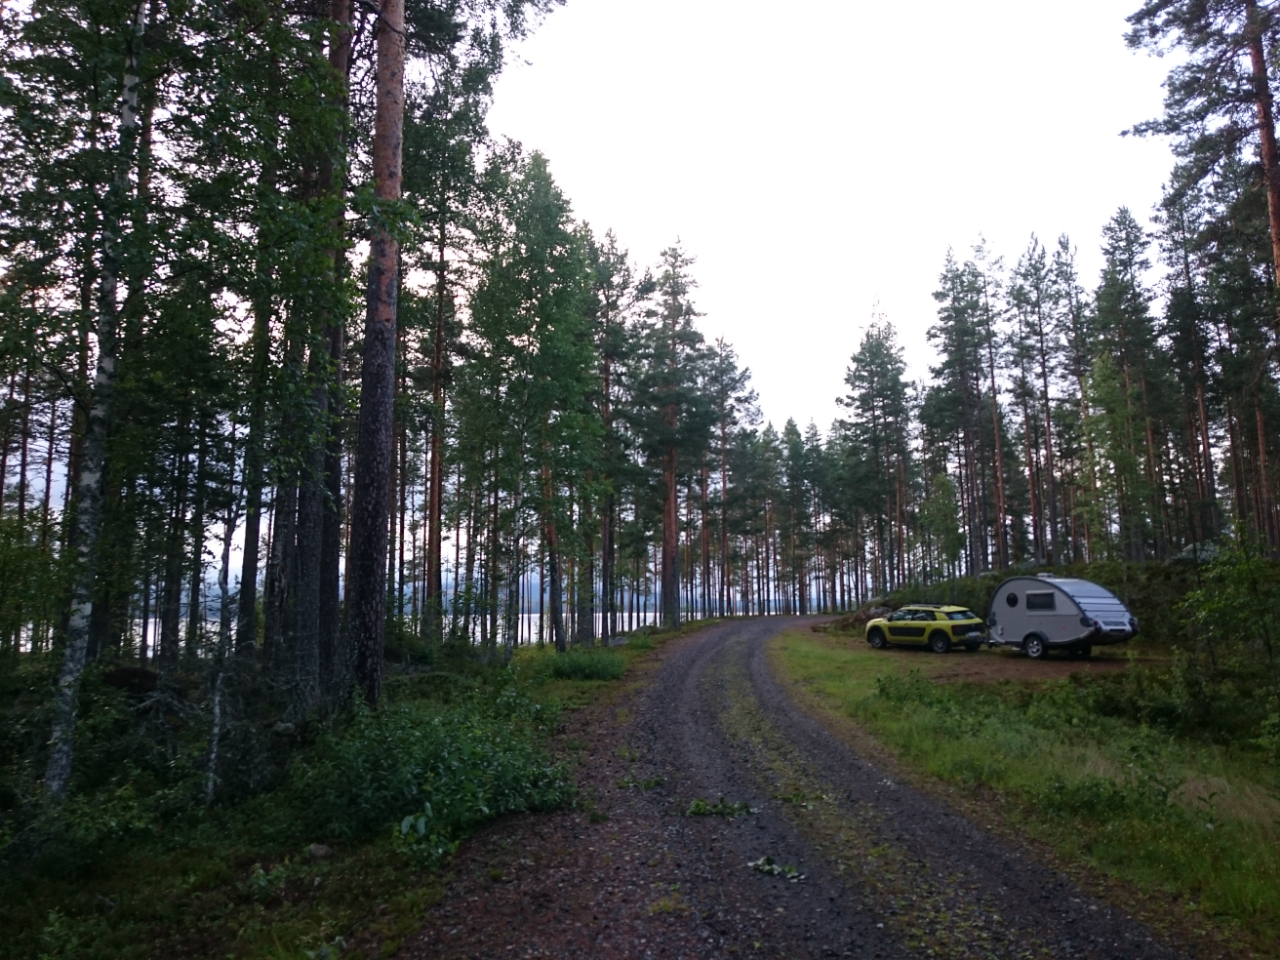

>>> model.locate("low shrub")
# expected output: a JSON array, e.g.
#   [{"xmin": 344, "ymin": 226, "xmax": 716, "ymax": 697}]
[
  {"xmin": 548, "ymin": 649, "xmax": 625, "ymax": 681},
  {"xmin": 1032, "ymin": 774, "xmax": 1138, "ymax": 819},
  {"xmin": 285, "ymin": 681, "xmax": 571, "ymax": 851},
  {"xmin": 625, "ymin": 633, "xmax": 656, "ymax": 650}
]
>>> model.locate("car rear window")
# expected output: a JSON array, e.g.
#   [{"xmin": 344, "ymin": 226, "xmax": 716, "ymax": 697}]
[{"xmin": 945, "ymin": 610, "xmax": 977, "ymax": 621}]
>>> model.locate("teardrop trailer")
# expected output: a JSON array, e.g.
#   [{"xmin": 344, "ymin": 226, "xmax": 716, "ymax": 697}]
[{"xmin": 986, "ymin": 574, "xmax": 1138, "ymax": 659}]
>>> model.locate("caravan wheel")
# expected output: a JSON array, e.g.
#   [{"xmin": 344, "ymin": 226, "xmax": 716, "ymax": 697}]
[{"xmin": 1024, "ymin": 634, "xmax": 1047, "ymax": 660}]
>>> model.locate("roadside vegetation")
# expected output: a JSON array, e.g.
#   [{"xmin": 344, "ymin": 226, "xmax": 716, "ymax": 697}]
[
  {"xmin": 0, "ymin": 633, "xmax": 669, "ymax": 960},
  {"xmin": 779, "ymin": 551, "xmax": 1280, "ymax": 956}
]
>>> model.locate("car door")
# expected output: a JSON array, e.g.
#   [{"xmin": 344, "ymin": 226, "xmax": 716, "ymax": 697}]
[
  {"xmin": 885, "ymin": 609, "xmax": 917, "ymax": 639},
  {"xmin": 907, "ymin": 609, "xmax": 938, "ymax": 642}
]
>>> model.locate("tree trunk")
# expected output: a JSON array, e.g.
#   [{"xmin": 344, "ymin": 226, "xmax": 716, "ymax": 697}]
[
  {"xmin": 1245, "ymin": 0, "xmax": 1280, "ymax": 308},
  {"xmin": 44, "ymin": 3, "xmax": 147, "ymax": 798},
  {"xmin": 318, "ymin": 0, "xmax": 351, "ymax": 699},
  {"xmin": 600, "ymin": 352, "xmax": 615, "ymax": 641},
  {"xmin": 158, "ymin": 453, "xmax": 189, "ymax": 670},
  {"xmin": 185, "ymin": 427, "xmax": 208, "ymax": 658},
  {"xmin": 293, "ymin": 355, "xmax": 327, "ymax": 717},
  {"xmin": 425, "ymin": 231, "xmax": 448, "ymax": 646},
  {"xmin": 541, "ymin": 465, "xmax": 566, "ymax": 652},
  {"xmin": 576, "ymin": 492, "xmax": 595, "ymax": 646},
  {"xmin": 661, "ymin": 445, "xmax": 680, "ymax": 628},
  {"xmin": 236, "ymin": 169, "xmax": 278, "ymax": 654},
  {"xmin": 1035, "ymin": 323, "xmax": 1059, "ymax": 564},
  {"xmin": 346, "ymin": 0, "xmax": 405, "ymax": 705}
]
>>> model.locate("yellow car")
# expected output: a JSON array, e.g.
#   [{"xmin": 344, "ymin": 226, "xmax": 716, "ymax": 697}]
[{"xmin": 865, "ymin": 604, "xmax": 987, "ymax": 653}]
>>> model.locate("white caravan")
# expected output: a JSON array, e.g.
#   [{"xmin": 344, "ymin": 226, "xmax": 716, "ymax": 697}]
[{"xmin": 986, "ymin": 574, "xmax": 1138, "ymax": 659}]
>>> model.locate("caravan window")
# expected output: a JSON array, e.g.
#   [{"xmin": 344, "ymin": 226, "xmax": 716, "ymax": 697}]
[{"xmin": 1026, "ymin": 591, "xmax": 1056, "ymax": 611}]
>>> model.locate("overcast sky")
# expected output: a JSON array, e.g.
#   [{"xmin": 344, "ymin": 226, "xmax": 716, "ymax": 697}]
[{"xmin": 486, "ymin": 0, "xmax": 1179, "ymax": 433}]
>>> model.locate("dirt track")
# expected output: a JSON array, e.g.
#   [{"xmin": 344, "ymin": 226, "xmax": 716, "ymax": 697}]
[{"xmin": 401, "ymin": 618, "xmax": 1195, "ymax": 960}]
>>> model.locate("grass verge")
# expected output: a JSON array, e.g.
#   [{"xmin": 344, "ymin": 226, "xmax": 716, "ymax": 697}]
[{"xmin": 771, "ymin": 630, "xmax": 1280, "ymax": 958}]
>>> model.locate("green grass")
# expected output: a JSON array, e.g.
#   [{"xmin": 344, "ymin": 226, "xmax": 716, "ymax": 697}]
[{"xmin": 772, "ymin": 631, "xmax": 1280, "ymax": 956}]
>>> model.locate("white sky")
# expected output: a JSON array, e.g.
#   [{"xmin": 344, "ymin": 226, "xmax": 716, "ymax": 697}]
[{"xmin": 486, "ymin": 0, "xmax": 1179, "ymax": 432}]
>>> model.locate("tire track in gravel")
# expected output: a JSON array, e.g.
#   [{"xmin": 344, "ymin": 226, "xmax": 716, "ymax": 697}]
[{"xmin": 639, "ymin": 616, "xmax": 1195, "ymax": 960}]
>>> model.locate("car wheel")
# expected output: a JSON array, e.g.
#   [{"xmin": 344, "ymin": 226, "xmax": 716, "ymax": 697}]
[
  {"xmin": 1024, "ymin": 634, "xmax": 1047, "ymax": 659},
  {"xmin": 867, "ymin": 628, "xmax": 887, "ymax": 650},
  {"xmin": 964, "ymin": 641, "xmax": 981, "ymax": 652},
  {"xmin": 929, "ymin": 631, "xmax": 951, "ymax": 654}
]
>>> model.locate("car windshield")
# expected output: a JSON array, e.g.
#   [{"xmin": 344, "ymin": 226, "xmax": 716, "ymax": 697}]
[{"xmin": 945, "ymin": 610, "xmax": 977, "ymax": 621}]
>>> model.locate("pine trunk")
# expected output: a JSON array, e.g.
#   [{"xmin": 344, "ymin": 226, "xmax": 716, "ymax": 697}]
[
  {"xmin": 661, "ymin": 445, "xmax": 680, "ymax": 629},
  {"xmin": 346, "ymin": 0, "xmax": 405, "ymax": 705},
  {"xmin": 236, "ymin": 175, "xmax": 278, "ymax": 653},
  {"xmin": 1245, "ymin": 0, "xmax": 1280, "ymax": 308}
]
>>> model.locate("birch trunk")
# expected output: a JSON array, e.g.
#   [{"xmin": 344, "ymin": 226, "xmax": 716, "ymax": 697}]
[{"xmin": 45, "ymin": 2, "xmax": 147, "ymax": 797}]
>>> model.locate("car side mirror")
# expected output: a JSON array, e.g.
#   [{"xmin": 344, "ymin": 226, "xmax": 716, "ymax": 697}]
[{"xmin": 986, "ymin": 614, "xmax": 997, "ymax": 627}]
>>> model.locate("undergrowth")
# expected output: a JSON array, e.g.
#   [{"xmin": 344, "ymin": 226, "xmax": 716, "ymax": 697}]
[
  {"xmin": 545, "ymin": 649, "xmax": 625, "ymax": 681},
  {"xmin": 0, "ymin": 663, "xmax": 573, "ymax": 960},
  {"xmin": 0, "ymin": 615, "xmax": 688, "ymax": 960}
]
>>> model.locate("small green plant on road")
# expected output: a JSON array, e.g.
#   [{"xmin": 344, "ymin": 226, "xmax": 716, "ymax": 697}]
[{"xmin": 687, "ymin": 796, "xmax": 754, "ymax": 818}]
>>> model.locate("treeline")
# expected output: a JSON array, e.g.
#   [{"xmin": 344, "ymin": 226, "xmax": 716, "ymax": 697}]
[{"xmin": 838, "ymin": 204, "xmax": 1262, "ymax": 588}]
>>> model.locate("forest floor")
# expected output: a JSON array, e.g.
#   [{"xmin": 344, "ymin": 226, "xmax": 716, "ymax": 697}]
[{"xmin": 385, "ymin": 619, "xmax": 1214, "ymax": 960}]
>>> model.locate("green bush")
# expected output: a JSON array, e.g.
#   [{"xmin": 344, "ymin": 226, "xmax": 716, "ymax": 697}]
[
  {"xmin": 285, "ymin": 683, "xmax": 571, "ymax": 853},
  {"xmin": 885, "ymin": 572, "xmax": 1002, "ymax": 617},
  {"xmin": 1033, "ymin": 774, "xmax": 1137, "ymax": 819},
  {"xmin": 548, "ymin": 649, "xmax": 625, "ymax": 681},
  {"xmin": 625, "ymin": 634, "xmax": 656, "ymax": 651}
]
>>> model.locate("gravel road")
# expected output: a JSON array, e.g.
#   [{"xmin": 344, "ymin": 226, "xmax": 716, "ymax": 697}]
[{"xmin": 402, "ymin": 617, "xmax": 1197, "ymax": 960}]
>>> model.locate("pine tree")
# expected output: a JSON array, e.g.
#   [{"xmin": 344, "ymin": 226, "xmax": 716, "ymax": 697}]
[{"xmin": 840, "ymin": 321, "xmax": 911, "ymax": 593}]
